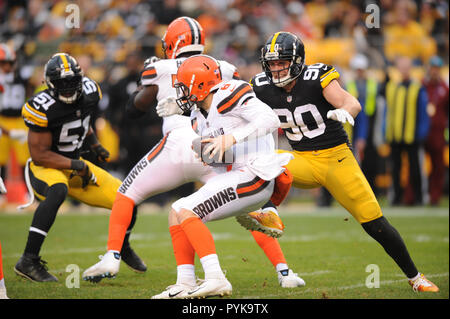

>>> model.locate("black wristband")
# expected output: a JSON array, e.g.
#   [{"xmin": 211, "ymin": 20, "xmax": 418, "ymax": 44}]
[
  {"xmin": 85, "ymin": 133, "xmax": 99, "ymax": 146},
  {"xmin": 70, "ymin": 159, "xmax": 85, "ymax": 171}
]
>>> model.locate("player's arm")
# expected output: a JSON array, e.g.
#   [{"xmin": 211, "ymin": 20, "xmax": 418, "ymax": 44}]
[
  {"xmin": 28, "ymin": 129, "xmax": 77, "ymax": 169},
  {"xmin": 323, "ymin": 80, "xmax": 361, "ymax": 118},
  {"xmin": 84, "ymin": 126, "xmax": 110, "ymax": 163},
  {"xmin": 126, "ymin": 84, "xmax": 158, "ymax": 118},
  {"xmin": 323, "ymin": 79, "xmax": 361, "ymax": 125},
  {"xmin": 28, "ymin": 130, "xmax": 96, "ymax": 187}
]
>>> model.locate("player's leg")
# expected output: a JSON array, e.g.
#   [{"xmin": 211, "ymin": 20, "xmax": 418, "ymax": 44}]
[
  {"xmin": 14, "ymin": 163, "xmax": 68, "ymax": 282},
  {"xmin": 237, "ymin": 166, "xmax": 305, "ymax": 288},
  {"xmin": 82, "ymin": 133, "xmax": 198, "ymax": 281},
  {"xmin": 324, "ymin": 144, "xmax": 439, "ymax": 292},
  {"xmin": 164, "ymin": 169, "xmax": 275, "ymax": 298},
  {"xmin": 151, "ymin": 209, "xmax": 197, "ymax": 299},
  {"xmin": 0, "ymin": 241, "xmax": 8, "ymax": 299},
  {"xmin": 68, "ymin": 159, "xmax": 146, "ymax": 275}
]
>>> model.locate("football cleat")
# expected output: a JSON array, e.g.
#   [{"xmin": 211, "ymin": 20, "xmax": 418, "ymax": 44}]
[
  {"xmin": 409, "ymin": 273, "xmax": 439, "ymax": 292},
  {"xmin": 235, "ymin": 208, "xmax": 285, "ymax": 238},
  {"xmin": 82, "ymin": 250, "xmax": 121, "ymax": 283},
  {"xmin": 14, "ymin": 255, "xmax": 58, "ymax": 282},
  {"xmin": 186, "ymin": 278, "xmax": 232, "ymax": 299},
  {"xmin": 151, "ymin": 283, "xmax": 196, "ymax": 299},
  {"xmin": 278, "ymin": 269, "xmax": 306, "ymax": 288},
  {"xmin": 121, "ymin": 246, "xmax": 147, "ymax": 273}
]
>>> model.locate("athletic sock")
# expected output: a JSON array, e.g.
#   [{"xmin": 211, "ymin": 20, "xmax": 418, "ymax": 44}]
[
  {"xmin": 200, "ymin": 254, "xmax": 225, "ymax": 280},
  {"xmin": 24, "ymin": 183, "xmax": 67, "ymax": 256},
  {"xmin": 122, "ymin": 206, "xmax": 138, "ymax": 250},
  {"xmin": 107, "ymin": 193, "xmax": 135, "ymax": 251},
  {"xmin": 250, "ymin": 230, "xmax": 287, "ymax": 268},
  {"xmin": 362, "ymin": 216, "xmax": 419, "ymax": 278},
  {"xmin": 180, "ymin": 217, "xmax": 216, "ymax": 258},
  {"xmin": 176, "ymin": 264, "xmax": 196, "ymax": 286}
]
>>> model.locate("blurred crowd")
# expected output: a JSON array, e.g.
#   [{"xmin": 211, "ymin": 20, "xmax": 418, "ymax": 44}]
[{"xmin": 0, "ymin": 0, "xmax": 448, "ymax": 208}]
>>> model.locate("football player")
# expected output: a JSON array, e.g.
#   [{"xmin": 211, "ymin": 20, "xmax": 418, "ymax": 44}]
[
  {"xmin": 154, "ymin": 54, "xmax": 294, "ymax": 298},
  {"xmin": 250, "ymin": 31, "xmax": 439, "ymax": 292},
  {"xmin": 83, "ymin": 17, "xmax": 304, "ymax": 290},
  {"xmin": 0, "ymin": 44, "xmax": 29, "ymax": 203},
  {"xmin": 14, "ymin": 53, "xmax": 144, "ymax": 282}
]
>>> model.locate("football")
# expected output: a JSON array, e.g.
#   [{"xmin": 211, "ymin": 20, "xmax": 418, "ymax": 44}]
[{"xmin": 192, "ymin": 136, "xmax": 234, "ymax": 167}]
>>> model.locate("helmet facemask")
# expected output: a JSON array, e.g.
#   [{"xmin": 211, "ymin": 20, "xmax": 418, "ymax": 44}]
[
  {"xmin": 47, "ymin": 74, "xmax": 83, "ymax": 104},
  {"xmin": 174, "ymin": 78, "xmax": 197, "ymax": 113}
]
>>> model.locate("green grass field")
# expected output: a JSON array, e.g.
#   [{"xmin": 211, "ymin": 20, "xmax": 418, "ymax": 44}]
[{"xmin": 0, "ymin": 203, "xmax": 448, "ymax": 299}]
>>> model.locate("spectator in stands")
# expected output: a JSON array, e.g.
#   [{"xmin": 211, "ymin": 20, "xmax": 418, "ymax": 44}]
[
  {"xmin": 423, "ymin": 55, "xmax": 449, "ymax": 205},
  {"xmin": 346, "ymin": 54, "xmax": 386, "ymax": 196},
  {"xmin": 385, "ymin": 56, "xmax": 430, "ymax": 205}
]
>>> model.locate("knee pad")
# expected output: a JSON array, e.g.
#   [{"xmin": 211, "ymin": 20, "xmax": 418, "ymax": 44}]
[{"xmin": 46, "ymin": 183, "xmax": 68, "ymax": 205}]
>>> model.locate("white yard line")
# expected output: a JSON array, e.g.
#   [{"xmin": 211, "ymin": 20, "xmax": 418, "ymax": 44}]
[{"xmin": 241, "ymin": 272, "xmax": 449, "ymax": 298}]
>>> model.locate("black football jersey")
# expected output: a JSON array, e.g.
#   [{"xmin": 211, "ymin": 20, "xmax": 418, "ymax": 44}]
[
  {"xmin": 22, "ymin": 77, "xmax": 101, "ymax": 159},
  {"xmin": 250, "ymin": 63, "xmax": 349, "ymax": 151}
]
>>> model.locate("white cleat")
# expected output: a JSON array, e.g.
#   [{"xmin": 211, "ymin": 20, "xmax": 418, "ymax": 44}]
[
  {"xmin": 82, "ymin": 250, "xmax": 121, "ymax": 283},
  {"xmin": 186, "ymin": 278, "xmax": 232, "ymax": 298},
  {"xmin": 151, "ymin": 283, "xmax": 196, "ymax": 299},
  {"xmin": 278, "ymin": 269, "xmax": 306, "ymax": 288}
]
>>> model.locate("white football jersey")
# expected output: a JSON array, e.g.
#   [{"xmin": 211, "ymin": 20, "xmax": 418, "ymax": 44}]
[
  {"xmin": 140, "ymin": 57, "xmax": 238, "ymax": 135},
  {"xmin": 191, "ymin": 79, "xmax": 288, "ymax": 179}
]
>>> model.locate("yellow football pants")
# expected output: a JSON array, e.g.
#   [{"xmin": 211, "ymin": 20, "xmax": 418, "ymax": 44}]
[
  {"xmin": 29, "ymin": 158, "xmax": 121, "ymax": 209},
  {"xmin": 277, "ymin": 143, "xmax": 383, "ymax": 224}
]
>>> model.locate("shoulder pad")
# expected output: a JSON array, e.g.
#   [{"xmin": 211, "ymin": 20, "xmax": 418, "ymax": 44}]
[
  {"xmin": 215, "ymin": 80, "xmax": 254, "ymax": 114},
  {"xmin": 82, "ymin": 77, "xmax": 102, "ymax": 99},
  {"xmin": 303, "ymin": 63, "xmax": 340, "ymax": 89},
  {"xmin": 22, "ymin": 93, "xmax": 50, "ymax": 128},
  {"xmin": 249, "ymin": 72, "xmax": 270, "ymax": 88}
]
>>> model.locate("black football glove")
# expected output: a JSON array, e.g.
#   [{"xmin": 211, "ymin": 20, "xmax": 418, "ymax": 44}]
[
  {"xmin": 70, "ymin": 160, "xmax": 98, "ymax": 188},
  {"xmin": 90, "ymin": 143, "xmax": 110, "ymax": 163}
]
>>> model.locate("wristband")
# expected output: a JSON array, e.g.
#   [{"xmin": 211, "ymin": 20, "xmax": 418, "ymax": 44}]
[{"xmin": 70, "ymin": 159, "xmax": 85, "ymax": 171}]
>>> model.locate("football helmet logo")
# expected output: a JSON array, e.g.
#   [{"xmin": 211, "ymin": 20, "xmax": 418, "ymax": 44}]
[
  {"xmin": 44, "ymin": 53, "xmax": 83, "ymax": 104},
  {"xmin": 162, "ymin": 17, "xmax": 205, "ymax": 59},
  {"xmin": 260, "ymin": 32, "xmax": 305, "ymax": 87},
  {"xmin": 174, "ymin": 55, "xmax": 222, "ymax": 112},
  {"xmin": 0, "ymin": 43, "xmax": 16, "ymax": 62}
]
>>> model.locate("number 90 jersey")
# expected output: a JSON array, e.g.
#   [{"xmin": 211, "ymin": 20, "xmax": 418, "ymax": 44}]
[
  {"xmin": 22, "ymin": 76, "xmax": 101, "ymax": 159},
  {"xmin": 250, "ymin": 63, "xmax": 349, "ymax": 151}
]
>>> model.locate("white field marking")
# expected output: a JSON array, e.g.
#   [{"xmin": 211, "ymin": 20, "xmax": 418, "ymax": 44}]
[
  {"xmin": 3, "ymin": 242, "xmax": 170, "ymax": 259},
  {"xmin": 241, "ymin": 272, "xmax": 449, "ymax": 299},
  {"xmin": 299, "ymin": 270, "xmax": 333, "ymax": 276}
]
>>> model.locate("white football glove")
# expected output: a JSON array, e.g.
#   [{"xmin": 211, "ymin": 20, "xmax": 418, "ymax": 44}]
[
  {"xmin": 9, "ymin": 129, "xmax": 28, "ymax": 143},
  {"xmin": 0, "ymin": 177, "xmax": 6, "ymax": 194},
  {"xmin": 156, "ymin": 96, "xmax": 183, "ymax": 117},
  {"xmin": 326, "ymin": 109, "xmax": 354, "ymax": 126}
]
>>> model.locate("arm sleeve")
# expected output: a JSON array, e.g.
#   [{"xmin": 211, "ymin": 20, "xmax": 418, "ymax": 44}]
[{"xmin": 231, "ymin": 97, "xmax": 280, "ymax": 143}]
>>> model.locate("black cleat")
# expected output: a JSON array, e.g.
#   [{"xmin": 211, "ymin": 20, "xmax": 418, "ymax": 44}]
[
  {"xmin": 14, "ymin": 255, "xmax": 58, "ymax": 282},
  {"xmin": 120, "ymin": 246, "xmax": 147, "ymax": 273}
]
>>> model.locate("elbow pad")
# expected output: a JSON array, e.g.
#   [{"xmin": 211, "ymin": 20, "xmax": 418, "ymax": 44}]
[{"xmin": 126, "ymin": 91, "xmax": 146, "ymax": 119}]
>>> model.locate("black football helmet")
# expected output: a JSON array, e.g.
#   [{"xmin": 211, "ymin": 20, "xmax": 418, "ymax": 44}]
[
  {"xmin": 44, "ymin": 53, "xmax": 83, "ymax": 104},
  {"xmin": 260, "ymin": 32, "xmax": 305, "ymax": 87}
]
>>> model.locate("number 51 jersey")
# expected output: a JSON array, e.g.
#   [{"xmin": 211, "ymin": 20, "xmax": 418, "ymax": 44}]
[
  {"xmin": 22, "ymin": 76, "xmax": 101, "ymax": 159},
  {"xmin": 250, "ymin": 63, "xmax": 349, "ymax": 151}
]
